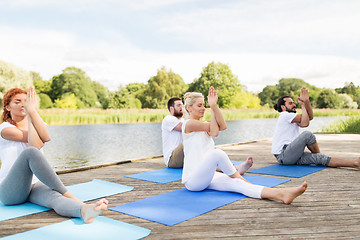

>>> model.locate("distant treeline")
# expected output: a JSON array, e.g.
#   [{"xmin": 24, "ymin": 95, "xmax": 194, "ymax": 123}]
[{"xmin": 1, "ymin": 59, "xmax": 359, "ymax": 110}]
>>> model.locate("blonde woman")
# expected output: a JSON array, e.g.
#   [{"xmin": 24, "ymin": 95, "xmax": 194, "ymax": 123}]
[
  {"xmin": 181, "ymin": 86, "xmax": 308, "ymax": 204},
  {"xmin": 0, "ymin": 87, "xmax": 107, "ymax": 223}
]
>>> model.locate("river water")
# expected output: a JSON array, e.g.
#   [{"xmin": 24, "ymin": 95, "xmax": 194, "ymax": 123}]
[{"xmin": 43, "ymin": 117, "xmax": 340, "ymax": 170}]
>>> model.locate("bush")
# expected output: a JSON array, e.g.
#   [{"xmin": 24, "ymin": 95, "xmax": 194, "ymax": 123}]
[
  {"xmin": 38, "ymin": 93, "xmax": 53, "ymax": 109},
  {"xmin": 316, "ymin": 89, "xmax": 342, "ymax": 109}
]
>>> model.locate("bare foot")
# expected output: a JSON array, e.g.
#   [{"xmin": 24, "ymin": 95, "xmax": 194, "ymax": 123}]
[
  {"xmin": 236, "ymin": 156, "xmax": 254, "ymax": 175},
  {"xmin": 81, "ymin": 198, "xmax": 108, "ymax": 223},
  {"xmin": 281, "ymin": 182, "xmax": 308, "ymax": 204},
  {"xmin": 354, "ymin": 158, "xmax": 360, "ymax": 169}
]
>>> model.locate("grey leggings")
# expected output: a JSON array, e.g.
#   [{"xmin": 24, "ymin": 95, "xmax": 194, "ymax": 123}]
[
  {"xmin": 0, "ymin": 147, "xmax": 83, "ymax": 217},
  {"xmin": 275, "ymin": 131, "xmax": 331, "ymax": 166}
]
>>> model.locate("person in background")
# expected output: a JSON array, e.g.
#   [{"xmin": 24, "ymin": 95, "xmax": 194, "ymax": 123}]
[
  {"xmin": 0, "ymin": 87, "xmax": 108, "ymax": 223},
  {"xmin": 162, "ymin": 97, "xmax": 254, "ymax": 173},
  {"xmin": 272, "ymin": 87, "xmax": 360, "ymax": 169},
  {"xmin": 161, "ymin": 97, "xmax": 184, "ymax": 168}
]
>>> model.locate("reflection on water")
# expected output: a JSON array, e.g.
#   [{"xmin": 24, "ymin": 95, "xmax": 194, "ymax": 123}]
[{"xmin": 44, "ymin": 117, "xmax": 340, "ymax": 170}]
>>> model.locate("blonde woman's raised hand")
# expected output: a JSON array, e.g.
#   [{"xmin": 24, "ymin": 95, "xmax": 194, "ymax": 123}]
[
  {"xmin": 24, "ymin": 86, "xmax": 38, "ymax": 115},
  {"xmin": 207, "ymin": 86, "xmax": 218, "ymax": 108}
]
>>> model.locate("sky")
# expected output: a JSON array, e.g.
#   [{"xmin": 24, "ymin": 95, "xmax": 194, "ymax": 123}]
[{"xmin": 1, "ymin": 0, "xmax": 360, "ymax": 92}]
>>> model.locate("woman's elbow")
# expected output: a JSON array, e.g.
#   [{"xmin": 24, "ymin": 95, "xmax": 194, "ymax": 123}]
[
  {"xmin": 33, "ymin": 143, "xmax": 45, "ymax": 150},
  {"xmin": 219, "ymin": 125, "xmax": 227, "ymax": 131},
  {"xmin": 42, "ymin": 136, "xmax": 51, "ymax": 142},
  {"xmin": 209, "ymin": 131, "xmax": 219, "ymax": 137}
]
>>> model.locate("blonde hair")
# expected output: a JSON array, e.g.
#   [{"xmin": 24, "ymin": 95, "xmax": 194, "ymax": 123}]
[{"xmin": 183, "ymin": 92, "xmax": 203, "ymax": 119}]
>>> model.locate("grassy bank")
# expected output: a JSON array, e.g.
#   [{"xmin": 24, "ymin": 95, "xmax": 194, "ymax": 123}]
[
  {"xmin": 38, "ymin": 108, "xmax": 360, "ymax": 125},
  {"xmin": 1, "ymin": 108, "xmax": 358, "ymax": 125},
  {"xmin": 321, "ymin": 115, "xmax": 360, "ymax": 133}
]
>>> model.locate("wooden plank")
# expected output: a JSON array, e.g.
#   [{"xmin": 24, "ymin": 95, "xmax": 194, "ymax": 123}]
[{"xmin": 0, "ymin": 134, "xmax": 359, "ymax": 239}]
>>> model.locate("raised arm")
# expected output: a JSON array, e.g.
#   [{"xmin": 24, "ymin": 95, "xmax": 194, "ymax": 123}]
[
  {"xmin": 25, "ymin": 87, "xmax": 51, "ymax": 149},
  {"xmin": 298, "ymin": 87, "xmax": 313, "ymax": 120},
  {"xmin": 208, "ymin": 87, "xmax": 227, "ymax": 132},
  {"xmin": 292, "ymin": 87, "xmax": 311, "ymax": 127}
]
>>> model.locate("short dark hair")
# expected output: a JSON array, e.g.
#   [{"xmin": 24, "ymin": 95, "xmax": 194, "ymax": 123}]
[
  {"xmin": 274, "ymin": 96, "xmax": 290, "ymax": 112},
  {"xmin": 167, "ymin": 97, "xmax": 181, "ymax": 111}
]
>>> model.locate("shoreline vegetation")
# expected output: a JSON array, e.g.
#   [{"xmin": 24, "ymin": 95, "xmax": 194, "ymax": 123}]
[
  {"xmin": 320, "ymin": 115, "xmax": 360, "ymax": 133},
  {"xmin": 16, "ymin": 108, "xmax": 360, "ymax": 128},
  {"xmin": 0, "ymin": 108, "xmax": 358, "ymax": 132}
]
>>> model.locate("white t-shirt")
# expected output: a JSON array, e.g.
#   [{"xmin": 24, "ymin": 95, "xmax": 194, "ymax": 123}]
[
  {"xmin": 181, "ymin": 119, "xmax": 215, "ymax": 184},
  {"xmin": 271, "ymin": 111, "xmax": 300, "ymax": 154},
  {"xmin": 161, "ymin": 115, "xmax": 183, "ymax": 166},
  {"xmin": 0, "ymin": 122, "xmax": 39, "ymax": 184}
]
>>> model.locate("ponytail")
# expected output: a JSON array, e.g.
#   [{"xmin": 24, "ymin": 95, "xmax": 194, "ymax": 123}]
[{"xmin": 274, "ymin": 96, "xmax": 290, "ymax": 113}]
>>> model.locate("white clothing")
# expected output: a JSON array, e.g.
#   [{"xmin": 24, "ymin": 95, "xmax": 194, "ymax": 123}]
[
  {"xmin": 0, "ymin": 122, "xmax": 39, "ymax": 184},
  {"xmin": 272, "ymin": 111, "xmax": 300, "ymax": 154},
  {"xmin": 161, "ymin": 115, "xmax": 183, "ymax": 166},
  {"xmin": 181, "ymin": 119, "xmax": 215, "ymax": 184},
  {"xmin": 181, "ymin": 120, "xmax": 264, "ymax": 198}
]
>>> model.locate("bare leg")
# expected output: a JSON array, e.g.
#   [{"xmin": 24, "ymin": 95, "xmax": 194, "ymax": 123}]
[
  {"xmin": 216, "ymin": 156, "xmax": 254, "ymax": 174},
  {"xmin": 81, "ymin": 198, "xmax": 109, "ymax": 223},
  {"xmin": 63, "ymin": 191, "xmax": 82, "ymax": 203},
  {"xmin": 235, "ymin": 156, "xmax": 254, "ymax": 175},
  {"xmin": 229, "ymin": 170, "xmax": 250, "ymax": 183},
  {"xmin": 260, "ymin": 182, "xmax": 308, "ymax": 204},
  {"xmin": 307, "ymin": 142, "xmax": 320, "ymax": 153},
  {"xmin": 328, "ymin": 157, "xmax": 360, "ymax": 169}
]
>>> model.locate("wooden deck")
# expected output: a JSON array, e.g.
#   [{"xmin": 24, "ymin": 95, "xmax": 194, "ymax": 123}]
[{"xmin": 1, "ymin": 133, "xmax": 360, "ymax": 239}]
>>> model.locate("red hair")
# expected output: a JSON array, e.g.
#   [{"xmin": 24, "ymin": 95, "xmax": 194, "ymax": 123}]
[{"xmin": 1, "ymin": 88, "xmax": 27, "ymax": 126}]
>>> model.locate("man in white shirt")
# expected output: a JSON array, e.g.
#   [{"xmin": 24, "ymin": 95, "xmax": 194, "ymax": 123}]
[
  {"xmin": 161, "ymin": 97, "xmax": 184, "ymax": 168},
  {"xmin": 272, "ymin": 87, "xmax": 359, "ymax": 168}
]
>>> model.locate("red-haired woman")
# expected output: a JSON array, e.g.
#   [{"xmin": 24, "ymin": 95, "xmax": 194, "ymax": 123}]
[{"xmin": 0, "ymin": 87, "xmax": 107, "ymax": 223}]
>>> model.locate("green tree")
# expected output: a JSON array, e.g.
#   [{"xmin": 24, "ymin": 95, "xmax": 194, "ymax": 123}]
[
  {"xmin": 187, "ymin": 62, "xmax": 241, "ymax": 108},
  {"xmin": 0, "ymin": 60, "xmax": 33, "ymax": 103},
  {"xmin": 258, "ymin": 85, "xmax": 279, "ymax": 106},
  {"xmin": 54, "ymin": 93, "xmax": 78, "ymax": 109},
  {"xmin": 126, "ymin": 83, "xmax": 146, "ymax": 96},
  {"xmin": 229, "ymin": 91, "xmax": 261, "ymax": 108},
  {"xmin": 258, "ymin": 78, "xmax": 321, "ymax": 108},
  {"xmin": 335, "ymin": 82, "xmax": 360, "ymax": 109},
  {"xmin": 316, "ymin": 89, "xmax": 342, "ymax": 109},
  {"xmin": 126, "ymin": 82, "xmax": 146, "ymax": 108},
  {"xmin": 140, "ymin": 66, "xmax": 186, "ymax": 108},
  {"xmin": 339, "ymin": 94, "xmax": 358, "ymax": 109},
  {"xmin": 109, "ymin": 86, "xmax": 131, "ymax": 109},
  {"xmin": 31, "ymin": 71, "xmax": 52, "ymax": 95},
  {"xmin": 335, "ymin": 82, "xmax": 358, "ymax": 97},
  {"xmin": 49, "ymin": 67, "xmax": 98, "ymax": 108},
  {"xmin": 92, "ymin": 81, "xmax": 110, "ymax": 109},
  {"xmin": 38, "ymin": 93, "xmax": 53, "ymax": 109},
  {"xmin": 354, "ymin": 89, "xmax": 360, "ymax": 109}
]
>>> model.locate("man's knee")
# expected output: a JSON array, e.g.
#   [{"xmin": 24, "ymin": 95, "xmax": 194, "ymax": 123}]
[{"xmin": 300, "ymin": 131, "xmax": 316, "ymax": 145}]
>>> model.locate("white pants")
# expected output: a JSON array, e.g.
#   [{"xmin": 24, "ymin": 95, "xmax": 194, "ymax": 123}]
[{"xmin": 184, "ymin": 149, "xmax": 264, "ymax": 199}]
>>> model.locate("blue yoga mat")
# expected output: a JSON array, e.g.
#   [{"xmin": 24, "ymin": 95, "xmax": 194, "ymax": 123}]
[
  {"xmin": 126, "ymin": 168, "xmax": 182, "ymax": 184},
  {"xmin": 110, "ymin": 175, "xmax": 290, "ymax": 226},
  {"xmin": 1, "ymin": 216, "xmax": 150, "ymax": 240},
  {"xmin": 248, "ymin": 164, "xmax": 327, "ymax": 178},
  {"xmin": 125, "ymin": 160, "xmax": 243, "ymax": 184},
  {"xmin": 0, "ymin": 179, "xmax": 133, "ymax": 222}
]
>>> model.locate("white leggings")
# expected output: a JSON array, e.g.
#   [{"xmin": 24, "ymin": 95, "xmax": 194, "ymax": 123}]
[{"xmin": 184, "ymin": 149, "xmax": 264, "ymax": 199}]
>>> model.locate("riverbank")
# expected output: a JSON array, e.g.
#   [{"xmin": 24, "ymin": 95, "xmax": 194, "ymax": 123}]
[
  {"xmin": 321, "ymin": 115, "xmax": 360, "ymax": 133},
  {"xmin": 2, "ymin": 133, "xmax": 360, "ymax": 239},
  {"xmin": 34, "ymin": 108, "xmax": 360, "ymax": 125}
]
